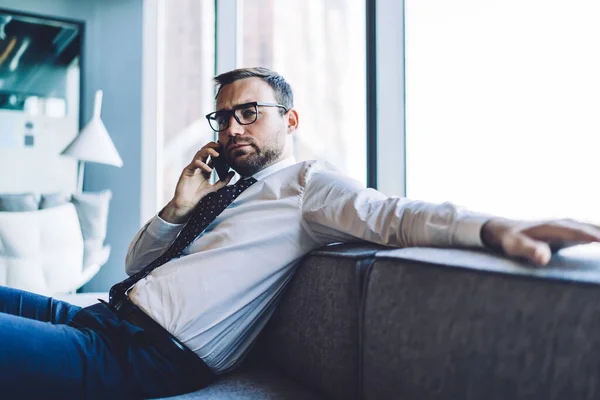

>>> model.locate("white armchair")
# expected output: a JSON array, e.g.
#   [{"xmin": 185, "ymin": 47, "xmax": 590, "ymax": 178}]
[{"xmin": 0, "ymin": 202, "xmax": 109, "ymax": 295}]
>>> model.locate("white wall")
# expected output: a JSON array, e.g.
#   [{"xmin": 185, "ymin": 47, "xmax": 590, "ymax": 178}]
[{"xmin": 0, "ymin": 0, "xmax": 144, "ymax": 291}]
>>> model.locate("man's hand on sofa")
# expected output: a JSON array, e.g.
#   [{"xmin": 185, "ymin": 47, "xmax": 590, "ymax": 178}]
[{"xmin": 480, "ymin": 218, "xmax": 600, "ymax": 266}]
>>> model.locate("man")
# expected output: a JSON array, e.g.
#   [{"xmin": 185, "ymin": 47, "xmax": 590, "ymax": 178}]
[{"xmin": 1, "ymin": 67, "xmax": 599, "ymax": 399}]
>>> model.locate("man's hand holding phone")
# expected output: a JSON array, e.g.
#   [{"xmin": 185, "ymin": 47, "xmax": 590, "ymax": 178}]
[{"xmin": 159, "ymin": 141, "xmax": 233, "ymax": 224}]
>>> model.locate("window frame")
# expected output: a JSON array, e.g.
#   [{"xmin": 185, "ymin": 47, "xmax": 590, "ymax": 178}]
[
  {"xmin": 370, "ymin": 0, "xmax": 406, "ymax": 197},
  {"xmin": 141, "ymin": 0, "xmax": 165, "ymax": 224}
]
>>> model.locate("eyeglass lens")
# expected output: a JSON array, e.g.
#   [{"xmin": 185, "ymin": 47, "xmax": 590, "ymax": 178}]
[{"xmin": 211, "ymin": 104, "xmax": 258, "ymax": 131}]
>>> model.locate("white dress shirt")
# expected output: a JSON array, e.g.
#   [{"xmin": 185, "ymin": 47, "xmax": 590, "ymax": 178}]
[{"xmin": 125, "ymin": 157, "xmax": 490, "ymax": 373}]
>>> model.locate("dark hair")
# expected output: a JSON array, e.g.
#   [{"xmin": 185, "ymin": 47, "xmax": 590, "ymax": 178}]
[{"xmin": 214, "ymin": 67, "xmax": 294, "ymax": 114}]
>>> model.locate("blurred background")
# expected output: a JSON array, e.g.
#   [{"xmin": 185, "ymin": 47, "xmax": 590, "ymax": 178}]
[
  {"xmin": 0, "ymin": 0, "xmax": 597, "ymax": 294},
  {"xmin": 160, "ymin": 0, "xmax": 366, "ymax": 208}
]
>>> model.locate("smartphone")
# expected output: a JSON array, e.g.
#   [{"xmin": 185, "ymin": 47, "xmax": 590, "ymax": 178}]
[{"xmin": 212, "ymin": 143, "xmax": 230, "ymax": 181}]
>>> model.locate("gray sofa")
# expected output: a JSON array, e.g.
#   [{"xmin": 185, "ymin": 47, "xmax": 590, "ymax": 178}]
[{"xmin": 165, "ymin": 243, "xmax": 600, "ymax": 399}]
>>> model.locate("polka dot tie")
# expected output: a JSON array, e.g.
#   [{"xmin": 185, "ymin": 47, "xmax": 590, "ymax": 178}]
[{"xmin": 109, "ymin": 177, "xmax": 257, "ymax": 307}]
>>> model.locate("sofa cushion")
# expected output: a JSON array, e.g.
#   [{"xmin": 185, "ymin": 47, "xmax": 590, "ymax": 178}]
[
  {"xmin": 361, "ymin": 247, "xmax": 600, "ymax": 400},
  {"xmin": 0, "ymin": 203, "xmax": 84, "ymax": 294},
  {"xmin": 39, "ymin": 192, "xmax": 71, "ymax": 209},
  {"xmin": 158, "ymin": 368, "xmax": 325, "ymax": 399},
  {"xmin": 246, "ymin": 243, "xmax": 384, "ymax": 400},
  {"xmin": 71, "ymin": 190, "xmax": 111, "ymax": 267},
  {"xmin": 0, "ymin": 193, "xmax": 39, "ymax": 211}
]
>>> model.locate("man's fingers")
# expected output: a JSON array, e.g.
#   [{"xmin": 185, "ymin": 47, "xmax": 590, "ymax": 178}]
[
  {"xmin": 585, "ymin": 222, "xmax": 600, "ymax": 237},
  {"xmin": 524, "ymin": 220, "xmax": 600, "ymax": 244},
  {"xmin": 182, "ymin": 143, "xmax": 223, "ymax": 175},
  {"xmin": 195, "ymin": 148, "xmax": 220, "ymax": 165},
  {"xmin": 190, "ymin": 143, "xmax": 221, "ymax": 163},
  {"xmin": 485, "ymin": 218, "xmax": 600, "ymax": 267},
  {"xmin": 503, "ymin": 234, "xmax": 552, "ymax": 266},
  {"xmin": 204, "ymin": 148, "xmax": 220, "ymax": 159},
  {"xmin": 192, "ymin": 159, "xmax": 213, "ymax": 175},
  {"xmin": 559, "ymin": 219, "xmax": 600, "ymax": 241}
]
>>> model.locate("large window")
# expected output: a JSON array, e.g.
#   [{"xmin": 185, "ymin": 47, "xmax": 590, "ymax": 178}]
[
  {"xmin": 405, "ymin": 0, "xmax": 600, "ymax": 226},
  {"xmin": 160, "ymin": 0, "xmax": 215, "ymax": 206},
  {"xmin": 239, "ymin": 0, "xmax": 367, "ymax": 184},
  {"xmin": 144, "ymin": 0, "xmax": 370, "ymax": 219}
]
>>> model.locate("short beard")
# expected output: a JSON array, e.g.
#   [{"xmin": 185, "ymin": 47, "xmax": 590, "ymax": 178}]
[{"xmin": 225, "ymin": 140, "xmax": 284, "ymax": 177}]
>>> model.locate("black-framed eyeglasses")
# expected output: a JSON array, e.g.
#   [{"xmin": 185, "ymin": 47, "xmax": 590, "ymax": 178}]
[{"xmin": 205, "ymin": 101, "xmax": 288, "ymax": 132}]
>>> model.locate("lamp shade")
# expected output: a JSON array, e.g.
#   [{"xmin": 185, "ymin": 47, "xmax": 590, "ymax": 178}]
[{"xmin": 61, "ymin": 90, "xmax": 123, "ymax": 167}]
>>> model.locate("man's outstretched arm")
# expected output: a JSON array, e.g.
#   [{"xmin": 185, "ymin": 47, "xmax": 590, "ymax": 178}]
[{"xmin": 301, "ymin": 166, "xmax": 599, "ymax": 265}]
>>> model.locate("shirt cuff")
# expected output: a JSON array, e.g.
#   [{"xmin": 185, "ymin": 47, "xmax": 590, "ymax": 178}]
[
  {"xmin": 146, "ymin": 214, "xmax": 186, "ymax": 242},
  {"xmin": 452, "ymin": 212, "xmax": 493, "ymax": 248}
]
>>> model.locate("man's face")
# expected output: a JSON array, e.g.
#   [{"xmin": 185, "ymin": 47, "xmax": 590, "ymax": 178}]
[{"xmin": 215, "ymin": 77, "xmax": 288, "ymax": 177}]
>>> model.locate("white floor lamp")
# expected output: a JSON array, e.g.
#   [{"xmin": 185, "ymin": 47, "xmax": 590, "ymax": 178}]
[{"xmin": 61, "ymin": 90, "xmax": 123, "ymax": 193}]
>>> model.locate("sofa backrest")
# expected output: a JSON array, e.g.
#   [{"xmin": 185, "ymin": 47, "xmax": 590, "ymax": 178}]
[
  {"xmin": 361, "ymin": 247, "xmax": 600, "ymax": 400},
  {"xmin": 248, "ymin": 244, "xmax": 384, "ymax": 400},
  {"xmin": 246, "ymin": 243, "xmax": 600, "ymax": 399}
]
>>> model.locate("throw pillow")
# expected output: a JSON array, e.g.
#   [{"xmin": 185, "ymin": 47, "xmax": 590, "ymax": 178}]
[
  {"xmin": 0, "ymin": 193, "xmax": 39, "ymax": 211},
  {"xmin": 39, "ymin": 192, "xmax": 71, "ymax": 209},
  {"xmin": 71, "ymin": 190, "xmax": 112, "ymax": 267}
]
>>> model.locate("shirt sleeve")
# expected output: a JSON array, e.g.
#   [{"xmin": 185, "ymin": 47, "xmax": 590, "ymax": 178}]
[
  {"xmin": 125, "ymin": 215, "xmax": 186, "ymax": 275},
  {"xmin": 300, "ymin": 164, "xmax": 492, "ymax": 249}
]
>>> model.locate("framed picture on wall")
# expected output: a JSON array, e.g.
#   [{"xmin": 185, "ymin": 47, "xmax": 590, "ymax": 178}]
[{"xmin": 0, "ymin": 8, "xmax": 83, "ymax": 193}]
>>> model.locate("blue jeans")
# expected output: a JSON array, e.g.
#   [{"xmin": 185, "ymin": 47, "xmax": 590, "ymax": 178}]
[{"xmin": 0, "ymin": 286, "xmax": 205, "ymax": 399}]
